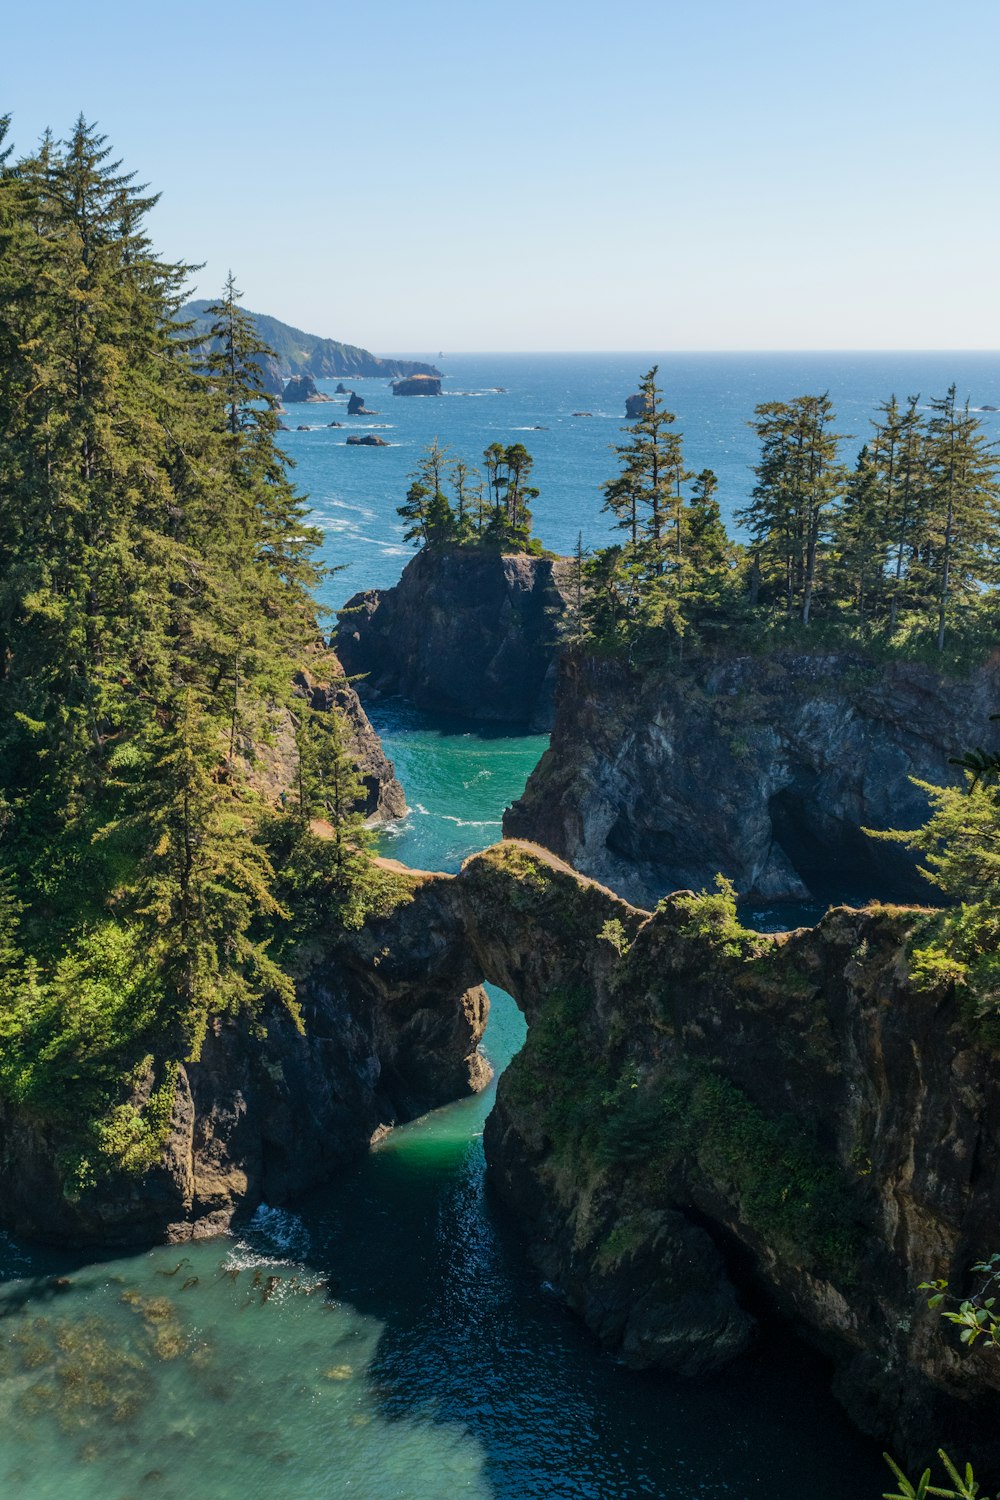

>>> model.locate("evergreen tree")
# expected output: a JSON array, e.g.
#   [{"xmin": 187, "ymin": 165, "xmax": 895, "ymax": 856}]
[
  {"xmin": 921, "ymin": 387, "xmax": 1000, "ymax": 651},
  {"xmin": 738, "ymin": 395, "xmax": 846, "ymax": 623},
  {"xmin": 397, "ymin": 439, "xmax": 457, "ymax": 547},
  {"xmin": 602, "ymin": 365, "xmax": 687, "ymax": 564},
  {"xmin": 830, "ymin": 445, "xmax": 888, "ymax": 622}
]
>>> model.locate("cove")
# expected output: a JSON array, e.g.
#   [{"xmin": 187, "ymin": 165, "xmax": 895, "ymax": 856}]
[{"xmin": 0, "ymin": 702, "xmax": 885, "ymax": 1498}]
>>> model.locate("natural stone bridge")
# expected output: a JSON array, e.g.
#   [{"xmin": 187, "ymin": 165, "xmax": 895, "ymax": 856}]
[{"xmin": 2, "ymin": 838, "xmax": 998, "ymax": 1468}]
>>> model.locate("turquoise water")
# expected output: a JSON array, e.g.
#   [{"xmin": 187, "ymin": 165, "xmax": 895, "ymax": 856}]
[
  {"xmin": 4, "ymin": 352, "xmax": 970, "ymax": 1496},
  {"xmin": 0, "ymin": 985, "xmax": 883, "ymax": 1499},
  {"xmin": 366, "ymin": 698, "xmax": 548, "ymax": 873}
]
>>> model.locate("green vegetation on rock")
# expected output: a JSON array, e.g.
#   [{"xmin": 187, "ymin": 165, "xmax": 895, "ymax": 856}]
[
  {"xmin": 0, "ymin": 117, "xmax": 399, "ymax": 1178},
  {"xmin": 581, "ymin": 367, "xmax": 1000, "ymax": 664}
]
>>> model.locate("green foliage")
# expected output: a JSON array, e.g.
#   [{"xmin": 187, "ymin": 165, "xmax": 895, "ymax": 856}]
[
  {"xmin": 921, "ymin": 1254, "xmax": 1000, "ymax": 1350},
  {"xmin": 868, "ymin": 771, "xmax": 1000, "ymax": 1024},
  {"xmin": 0, "ymin": 117, "xmax": 391, "ymax": 1179},
  {"xmin": 398, "ymin": 439, "xmax": 544, "ymax": 553},
  {"xmin": 597, "ymin": 1061, "xmax": 860, "ymax": 1280},
  {"xmin": 883, "ymin": 1450, "xmax": 987, "ymax": 1500},
  {"xmin": 598, "ymin": 917, "xmax": 631, "ymax": 956},
  {"xmin": 580, "ymin": 371, "xmax": 1000, "ymax": 663},
  {"xmin": 667, "ymin": 875, "xmax": 752, "ymax": 959}
]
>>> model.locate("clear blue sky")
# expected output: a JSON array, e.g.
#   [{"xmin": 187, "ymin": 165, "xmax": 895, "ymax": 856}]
[{"xmin": 2, "ymin": 0, "xmax": 998, "ymax": 352}]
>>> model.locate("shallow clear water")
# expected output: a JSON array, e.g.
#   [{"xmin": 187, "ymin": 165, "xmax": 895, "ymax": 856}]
[
  {"xmin": 3, "ymin": 352, "xmax": 963, "ymax": 1497},
  {"xmin": 0, "ymin": 985, "xmax": 883, "ymax": 1500}
]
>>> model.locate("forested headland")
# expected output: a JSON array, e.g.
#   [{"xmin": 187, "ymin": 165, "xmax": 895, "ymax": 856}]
[{"xmin": 0, "ymin": 117, "xmax": 399, "ymax": 1183}]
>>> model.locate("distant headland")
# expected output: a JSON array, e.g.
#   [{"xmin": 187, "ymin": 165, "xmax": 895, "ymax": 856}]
[{"xmin": 181, "ymin": 300, "xmax": 442, "ymax": 393}]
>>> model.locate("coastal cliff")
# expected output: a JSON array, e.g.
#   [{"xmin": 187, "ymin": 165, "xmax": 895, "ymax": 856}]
[
  {"xmin": 456, "ymin": 843, "xmax": 1000, "ymax": 1472},
  {"xmin": 304, "ymin": 664, "xmax": 407, "ymax": 821},
  {"xmin": 3, "ymin": 829, "xmax": 997, "ymax": 1469},
  {"xmin": 0, "ymin": 867, "xmax": 487, "ymax": 1246},
  {"xmin": 504, "ymin": 647, "xmax": 1000, "ymax": 906},
  {"xmin": 335, "ymin": 546, "xmax": 571, "ymax": 729}
]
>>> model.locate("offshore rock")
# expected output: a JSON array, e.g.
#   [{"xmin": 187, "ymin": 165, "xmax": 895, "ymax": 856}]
[
  {"xmin": 283, "ymin": 374, "xmax": 330, "ymax": 403},
  {"xmin": 625, "ymin": 392, "xmax": 650, "ymax": 418},
  {"xmin": 347, "ymin": 392, "xmax": 377, "ymax": 415},
  {"xmin": 346, "ymin": 434, "xmax": 388, "ymax": 447},
  {"xmin": 335, "ymin": 545, "xmax": 571, "ymax": 729},
  {"xmin": 392, "ymin": 375, "xmax": 442, "ymax": 396},
  {"xmin": 504, "ymin": 647, "xmax": 1000, "ymax": 906}
]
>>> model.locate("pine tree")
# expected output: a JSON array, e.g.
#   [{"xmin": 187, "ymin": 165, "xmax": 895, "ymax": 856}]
[
  {"xmin": 921, "ymin": 387, "xmax": 1000, "ymax": 651},
  {"xmin": 830, "ymin": 445, "xmax": 888, "ymax": 622},
  {"xmin": 397, "ymin": 439, "xmax": 457, "ymax": 547},
  {"xmin": 602, "ymin": 366, "xmax": 688, "ymax": 565},
  {"xmin": 738, "ymin": 395, "xmax": 846, "ymax": 623}
]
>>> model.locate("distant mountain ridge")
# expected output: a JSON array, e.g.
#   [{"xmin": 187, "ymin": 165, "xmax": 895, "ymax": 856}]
[{"xmin": 180, "ymin": 300, "xmax": 442, "ymax": 392}]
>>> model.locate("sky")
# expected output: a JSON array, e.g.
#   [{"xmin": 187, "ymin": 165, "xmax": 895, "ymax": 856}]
[{"xmin": 2, "ymin": 0, "xmax": 998, "ymax": 353}]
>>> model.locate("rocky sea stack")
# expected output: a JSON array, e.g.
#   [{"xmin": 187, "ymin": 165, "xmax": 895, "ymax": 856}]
[
  {"xmin": 335, "ymin": 545, "xmax": 571, "ymax": 728},
  {"xmin": 392, "ymin": 374, "xmax": 442, "ymax": 396}
]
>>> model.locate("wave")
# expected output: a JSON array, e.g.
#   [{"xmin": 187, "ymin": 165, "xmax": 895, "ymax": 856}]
[
  {"xmin": 439, "ymin": 816, "xmax": 502, "ymax": 828},
  {"xmin": 225, "ymin": 1204, "xmax": 317, "ymax": 1279}
]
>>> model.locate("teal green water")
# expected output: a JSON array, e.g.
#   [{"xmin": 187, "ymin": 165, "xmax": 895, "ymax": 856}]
[
  {"xmin": 367, "ymin": 698, "xmax": 548, "ymax": 872},
  {"xmin": 0, "ymin": 984, "xmax": 883, "ymax": 1500}
]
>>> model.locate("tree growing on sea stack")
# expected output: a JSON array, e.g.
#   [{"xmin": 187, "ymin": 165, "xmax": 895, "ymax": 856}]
[{"xmin": 396, "ymin": 441, "xmax": 541, "ymax": 551}]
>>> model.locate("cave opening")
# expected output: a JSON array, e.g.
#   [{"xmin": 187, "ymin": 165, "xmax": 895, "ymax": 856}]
[{"xmin": 768, "ymin": 782, "xmax": 936, "ymax": 906}]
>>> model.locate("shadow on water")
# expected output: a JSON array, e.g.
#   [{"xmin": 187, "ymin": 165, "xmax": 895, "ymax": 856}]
[
  {"xmin": 267, "ymin": 985, "xmax": 885, "ymax": 1500},
  {"xmin": 0, "ymin": 987, "xmax": 887, "ymax": 1500}
]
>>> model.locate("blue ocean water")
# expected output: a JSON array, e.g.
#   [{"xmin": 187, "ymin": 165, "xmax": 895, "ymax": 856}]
[
  {"xmin": 3, "ymin": 352, "xmax": 984, "ymax": 1497},
  {"xmin": 304, "ymin": 350, "xmax": 1000, "ymax": 612}
]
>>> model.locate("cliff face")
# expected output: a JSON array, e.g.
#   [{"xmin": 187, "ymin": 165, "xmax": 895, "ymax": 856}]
[
  {"xmin": 0, "ymin": 869, "xmax": 486, "ymax": 1247},
  {"xmin": 335, "ymin": 546, "xmax": 571, "ymax": 729},
  {"xmin": 5, "ymin": 827, "xmax": 998, "ymax": 1468},
  {"xmin": 504, "ymin": 648, "xmax": 1000, "ymax": 906},
  {"xmin": 303, "ymin": 667, "xmax": 407, "ymax": 821},
  {"xmin": 452, "ymin": 843, "xmax": 1000, "ymax": 1473}
]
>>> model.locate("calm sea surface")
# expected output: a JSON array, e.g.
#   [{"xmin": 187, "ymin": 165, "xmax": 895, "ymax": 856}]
[{"xmin": 5, "ymin": 352, "xmax": 993, "ymax": 1496}]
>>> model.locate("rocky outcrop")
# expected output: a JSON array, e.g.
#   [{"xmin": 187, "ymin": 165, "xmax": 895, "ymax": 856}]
[
  {"xmin": 392, "ymin": 375, "xmax": 442, "ymax": 396},
  {"xmin": 346, "ymin": 434, "xmax": 388, "ymax": 447},
  {"xmin": 504, "ymin": 648, "xmax": 1000, "ymax": 906},
  {"xmin": 283, "ymin": 374, "xmax": 330, "ymax": 403},
  {"xmin": 452, "ymin": 842, "xmax": 1000, "ymax": 1474},
  {"xmin": 625, "ymin": 393, "xmax": 650, "ymax": 418},
  {"xmin": 335, "ymin": 545, "xmax": 571, "ymax": 729},
  {"xmin": 248, "ymin": 661, "xmax": 405, "ymax": 822},
  {"xmin": 5, "ymin": 825, "xmax": 998, "ymax": 1470},
  {"xmin": 0, "ymin": 868, "xmax": 487, "ymax": 1247},
  {"xmin": 301, "ymin": 666, "xmax": 406, "ymax": 820},
  {"xmin": 347, "ymin": 392, "xmax": 377, "ymax": 415}
]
